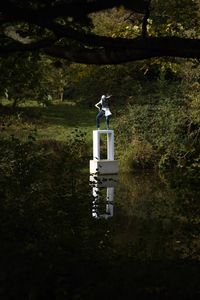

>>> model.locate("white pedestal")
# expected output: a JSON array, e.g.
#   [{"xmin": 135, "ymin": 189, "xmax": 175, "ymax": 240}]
[
  {"xmin": 90, "ymin": 129, "xmax": 118, "ymax": 175},
  {"xmin": 93, "ymin": 130, "xmax": 114, "ymax": 160},
  {"xmin": 90, "ymin": 159, "xmax": 118, "ymax": 175}
]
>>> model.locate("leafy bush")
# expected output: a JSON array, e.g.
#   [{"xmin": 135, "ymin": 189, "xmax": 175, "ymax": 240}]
[
  {"xmin": 0, "ymin": 130, "xmax": 89, "ymax": 203},
  {"xmin": 115, "ymin": 79, "xmax": 200, "ymax": 172}
]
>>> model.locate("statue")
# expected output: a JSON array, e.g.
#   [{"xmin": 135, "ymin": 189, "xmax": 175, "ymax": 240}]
[{"xmin": 95, "ymin": 94, "xmax": 112, "ymax": 130}]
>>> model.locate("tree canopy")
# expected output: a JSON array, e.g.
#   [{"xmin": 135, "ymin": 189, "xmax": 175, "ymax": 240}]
[{"xmin": 0, "ymin": 0, "xmax": 200, "ymax": 64}]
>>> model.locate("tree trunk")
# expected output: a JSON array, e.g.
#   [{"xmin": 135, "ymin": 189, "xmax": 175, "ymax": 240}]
[
  {"xmin": 60, "ymin": 91, "xmax": 64, "ymax": 102},
  {"xmin": 12, "ymin": 98, "xmax": 18, "ymax": 110}
]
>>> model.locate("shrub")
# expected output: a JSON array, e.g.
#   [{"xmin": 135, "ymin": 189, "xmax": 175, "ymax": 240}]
[
  {"xmin": 124, "ymin": 138, "xmax": 157, "ymax": 170},
  {"xmin": 115, "ymin": 80, "xmax": 200, "ymax": 172}
]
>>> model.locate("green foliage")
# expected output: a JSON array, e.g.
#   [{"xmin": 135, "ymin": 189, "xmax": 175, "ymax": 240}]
[
  {"xmin": 114, "ymin": 64, "xmax": 200, "ymax": 171},
  {"xmin": 91, "ymin": 1, "xmax": 200, "ymax": 39},
  {"xmin": 0, "ymin": 53, "xmax": 44, "ymax": 107},
  {"xmin": 151, "ymin": 0, "xmax": 200, "ymax": 37},
  {"xmin": 91, "ymin": 7, "xmax": 142, "ymax": 38},
  {"xmin": 0, "ymin": 129, "xmax": 89, "ymax": 209},
  {"xmin": 0, "ymin": 53, "xmax": 74, "ymax": 107}
]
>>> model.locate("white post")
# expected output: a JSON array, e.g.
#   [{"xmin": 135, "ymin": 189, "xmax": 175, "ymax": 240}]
[
  {"xmin": 93, "ymin": 130, "xmax": 100, "ymax": 160},
  {"xmin": 107, "ymin": 131, "xmax": 114, "ymax": 160}
]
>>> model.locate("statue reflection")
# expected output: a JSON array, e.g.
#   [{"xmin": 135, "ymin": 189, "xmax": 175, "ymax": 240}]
[{"xmin": 90, "ymin": 175, "xmax": 118, "ymax": 219}]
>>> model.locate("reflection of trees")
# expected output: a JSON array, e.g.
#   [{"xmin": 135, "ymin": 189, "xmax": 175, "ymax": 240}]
[{"xmin": 113, "ymin": 172, "xmax": 200, "ymax": 261}]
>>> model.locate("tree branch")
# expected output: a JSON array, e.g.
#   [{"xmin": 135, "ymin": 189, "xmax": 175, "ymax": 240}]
[
  {"xmin": 44, "ymin": 37, "xmax": 200, "ymax": 64},
  {"xmin": 0, "ymin": 38, "xmax": 57, "ymax": 56},
  {"xmin": 1, "ymin": 36, "xmax": 199, "ymax": 64},
  {"xmin": 0, "ymin": 1, "xmax": 200, "ymax": 64}
]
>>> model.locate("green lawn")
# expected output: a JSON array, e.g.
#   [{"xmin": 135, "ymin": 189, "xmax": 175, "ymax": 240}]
[
  {"xmin": 0, "ymin": 100, "xmax": 115, "ymax": 142},
  {"xmin": 36, "ymin": 101, "xmax": 96, "ymax": 141}
]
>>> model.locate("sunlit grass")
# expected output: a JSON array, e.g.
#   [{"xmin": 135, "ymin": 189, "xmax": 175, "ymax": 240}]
[{"xmin": 0, "ymin": 99, "xmax": 98, "ymax": 142}]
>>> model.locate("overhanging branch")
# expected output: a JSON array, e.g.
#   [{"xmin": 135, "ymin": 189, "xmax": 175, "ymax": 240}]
[
  {"xmin": 44, "ymin": 37, "xmax": 200, "ymax": 64},
  {"xmin": 0, "ymin": 0, "xmax": 200, "ymax": 64},
  {"xmin": 2, "ymin": 36, "xmax": 198, "ymax": 64}
]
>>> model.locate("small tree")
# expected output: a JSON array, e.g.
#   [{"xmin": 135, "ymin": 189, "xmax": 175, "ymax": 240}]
[{"xmin": 0, "ymin": 53, "xmax": 44, "ymax": 109}]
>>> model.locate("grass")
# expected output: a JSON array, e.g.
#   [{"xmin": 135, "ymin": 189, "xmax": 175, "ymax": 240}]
[
  {"xmin": 36, "ymin": 101, "xmax": 96, "ymax": 141},
  {"xmin": 0, "ymin": 99, "xmax": 115, "ymax": 143}
]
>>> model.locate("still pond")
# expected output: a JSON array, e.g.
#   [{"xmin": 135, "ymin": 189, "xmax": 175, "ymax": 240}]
[{"xmin": 0, "ymin": 170, "xmax": 199, "ymax": 299}]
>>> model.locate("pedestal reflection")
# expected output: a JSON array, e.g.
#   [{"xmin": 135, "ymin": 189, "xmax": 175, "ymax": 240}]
[{"xmin": 90, "ymin": 175, "xmax": 118, "ymax": 219}]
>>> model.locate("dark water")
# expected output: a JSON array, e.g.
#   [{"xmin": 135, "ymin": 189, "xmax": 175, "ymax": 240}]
[{"xmin": 0, "ymin": 171, "xmax": 199, "ymax": 299}]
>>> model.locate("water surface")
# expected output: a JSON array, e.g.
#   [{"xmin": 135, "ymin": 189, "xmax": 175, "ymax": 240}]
[{"xmin": 0, "ymin": 171, "xmax": 199, "ymax": 299}]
